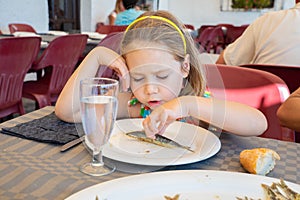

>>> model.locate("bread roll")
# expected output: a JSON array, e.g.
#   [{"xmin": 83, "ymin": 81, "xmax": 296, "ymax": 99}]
[{"xmin": 240, "ymin": 148, "xmax": 280, "ymax": 175}]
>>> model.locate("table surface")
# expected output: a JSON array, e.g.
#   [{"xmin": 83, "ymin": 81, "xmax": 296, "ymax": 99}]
[
  {"xmin": 1, "ymin": 106, "xmax": 299, "ymax": 200},
  {"xmin": 0, "ymin": 33, "xmax": 101, "ymax": 54}
]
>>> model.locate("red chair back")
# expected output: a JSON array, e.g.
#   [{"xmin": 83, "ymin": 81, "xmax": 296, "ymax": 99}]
[
  {"xmin": 205, "ymin": 64, "xmax": 295, "ymax": 142},
  {"xmin": 206, "ymin": 26, "xmax": 225, "ymax": 54},
  {"xmin": 224, "ymin": 25, "xmax": 248, "ymax": 45},
  {"xmin": 22, "ymin": 34, "xmax": 88, "ymax": 108},
  {"xmin": 95, "ymin": 24, "xmax": 128, "ymax": 34},
  {"xmin": 240, "ymin": 64, "xmax": 300, "ymax": 93},
  {"xmin": 184, "ymin": 24, "xmax": 195, "ymax": 30},
  {"xmin": 197, "ymin": 25, "xmax": 216, "ymax": 37},
  {"xmin": 0, "ymin": 37, "xmax": 41, "ymax": 118},
  {"xmin": 96, "ymin": 32, "xmax": 123, "ymax": 79},
  {"xmin": 8, "ymin": 23, "xmax": 37, "ymax": 34},
  {"xmin": 196, "ymin": 26, "xmax": 224, "ymax": 53},
  {"xmin": 195, "ymin": 27, "xmax": 215, "ymax": 53}
]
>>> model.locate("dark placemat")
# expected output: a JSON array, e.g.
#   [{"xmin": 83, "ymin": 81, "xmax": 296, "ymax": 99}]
[{"xmin": 0, "ymin": 112, "xmax": 83, "ymax": 145}]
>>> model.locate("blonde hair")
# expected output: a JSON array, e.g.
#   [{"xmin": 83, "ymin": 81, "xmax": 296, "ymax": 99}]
[{"xmin": 121, "ymin": 10, "xmax": 206, "ymax": 96}]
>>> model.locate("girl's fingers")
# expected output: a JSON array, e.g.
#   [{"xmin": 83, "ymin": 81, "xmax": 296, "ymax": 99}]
[
  {"xmin": 143, "ymin": 110, "xmax": 170, "ymax": 137},
  {"xmin": 156, "ymin": 125, "xmax": 168, "ymax": 136},
  {"xmin": 143, "ymin": 116, "xmax": 161, "ymax": 138},
  {"xmin": 156, "ymin": 112, "xmax": 168, "ymax": 133},
  {"xmin": 143, "ymin": 118, "xmax": 156, "ymax": 138},
  {"xmin": 112, "ymin": 58, "xmax": 130, "ymax": 91}
]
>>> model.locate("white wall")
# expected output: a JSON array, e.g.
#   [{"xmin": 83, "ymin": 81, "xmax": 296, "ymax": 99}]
[
  {"xmin": 83, "ymin": 0, "xmax": 295, "ymax": 31},
  {"xmin": 165, "ymin": 0, "xmax": 295, "ymax": 27},
  {"xmin": 80, "ymin": 0, "xmax": 92, "ymax": 32},
  {"xmin": 80, "ymin": 0, "xmax": 115, "ymax": 32},
  {"xmin": 0, "ymin": 0, "xmax": 48, "ymax": 33},
  {"xmin": 0, "ymin": 0, "xmax": 295, "ymax": 33}
]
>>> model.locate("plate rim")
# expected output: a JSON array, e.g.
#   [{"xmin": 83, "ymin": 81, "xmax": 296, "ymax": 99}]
[{"xmin": 66, "ymin": 169, "xmax": 300, "ymax": 200}]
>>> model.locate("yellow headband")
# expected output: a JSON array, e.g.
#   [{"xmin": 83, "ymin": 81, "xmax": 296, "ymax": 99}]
[{"xmin": 125, "ymin": 16, "xmax": 187, "ymax": 54}]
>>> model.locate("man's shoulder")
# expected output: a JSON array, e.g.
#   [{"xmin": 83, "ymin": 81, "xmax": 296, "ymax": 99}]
[{"xmin": 253, "ymin": 9, "xmax": 287, "ymax": 25}]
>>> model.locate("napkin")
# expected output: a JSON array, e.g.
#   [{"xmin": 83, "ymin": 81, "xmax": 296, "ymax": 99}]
[{"xmin": 0, "ymin": 112, "xmax": 83, "ymax": 145}]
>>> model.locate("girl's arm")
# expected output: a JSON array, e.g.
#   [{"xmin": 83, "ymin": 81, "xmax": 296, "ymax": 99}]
[
  {"xmin": 55, "ymin": 46, "xmax": 129, "ymax": 123},
  {"xmin": 277, "ymin": 87, "xmax": 300, "ymax": 131},
  {"xmin": 143, "ymin": 96, "xmax": 268, "ymax": 137}
]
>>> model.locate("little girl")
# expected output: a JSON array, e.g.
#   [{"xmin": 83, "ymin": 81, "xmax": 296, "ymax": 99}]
[{"xmin": 55, "ymin": 10, "xmax": 267, "ymax": 138}]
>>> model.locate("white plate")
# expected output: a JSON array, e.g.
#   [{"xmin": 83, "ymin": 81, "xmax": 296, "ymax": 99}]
[
  {"xmin": 102, "ymin": 119, "xmax": 221, "ymax": 166},
  {"xmin": 65, "ymin": 170, "xmax": 300, "ymax": 200}
]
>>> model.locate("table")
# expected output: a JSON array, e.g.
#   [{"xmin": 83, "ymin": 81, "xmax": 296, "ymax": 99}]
[
  {"xmin": 0, "ymin": 34, "xmax": 101, "ymax": 57},
  {"xmin": 0, "ymin": 106, "xmax": 299, "ymax": 199},
  {"xmin": 1, "ymin": 34, "xmax": 101, "ymax": 83}
]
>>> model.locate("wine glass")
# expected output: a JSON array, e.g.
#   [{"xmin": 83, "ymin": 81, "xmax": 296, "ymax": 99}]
[{"xmin": 79, "ymin": 77, "xmax": 119, "ymax": 176}]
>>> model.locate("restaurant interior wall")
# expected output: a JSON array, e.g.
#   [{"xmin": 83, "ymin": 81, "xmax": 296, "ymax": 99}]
[
  {"xmin": 0, "ymin": 0, "xmax": 295, "ymax": 33},
  {"xmin": 80, "ymin": 0, "xmax": 295, "ymax": 31},
  {"xmin": 0, "ymin": 0, "xmax": 49, "ymax": 33},
  {"xmin": 80, "ymin": 0, "xmax": 114, "ymax": 32},
  {"xmin": 166, "ymin": 0, "xmax": 294, "ymax": 27}
]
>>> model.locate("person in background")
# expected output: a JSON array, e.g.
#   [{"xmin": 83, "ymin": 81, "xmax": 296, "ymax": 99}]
[
  {"xmin": 216, "ymin": 0, "xmax": 300, "ymax": 66},
  {"xmin": 114, "ymin": 0, "xmax": 144, "ymax": 25},
  {"xmin": 277, "ymin": 87, "xmax": 300, "ymax": 132},
  {"xmin": 108, "ymin": 0, "xmax": 125, "ymax": 25},
  {"xmin": 55, "ymin": 10, "xmax": 267, "ymax": 138}
]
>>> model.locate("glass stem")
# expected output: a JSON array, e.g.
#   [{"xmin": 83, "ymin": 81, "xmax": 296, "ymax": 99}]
[{"xmin": 92, "ymin": 150, "xmax": 104, "ymax": 167}]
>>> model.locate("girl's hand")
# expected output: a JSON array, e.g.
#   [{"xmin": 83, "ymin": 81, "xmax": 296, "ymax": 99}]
[
  {"xmin": 109, "ymin": 56, "xmax": 130, "ymax": 92},
  {"xmin": 142, "ymin": 97, "xmax": 188, "ymax": 138},
  {"xmin": 97, "ymin": 47, "xmax": 130, "ymax": 91}
]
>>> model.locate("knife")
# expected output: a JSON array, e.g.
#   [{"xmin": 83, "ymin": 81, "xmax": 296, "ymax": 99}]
[{"xmin": 60, "ymin": 136, "xmax": 85, "ymax": 152}]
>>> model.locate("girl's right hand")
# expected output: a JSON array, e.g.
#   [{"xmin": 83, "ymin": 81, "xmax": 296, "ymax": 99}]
[
  {"xmin": 109, "ymin": 56, "xmax": 130, "ymax": 92},
  {"xmin": 142, "ymin": 97, "xmax": 188, "ymax": 138},
  {"xmin": 98, "ymin": 47, "xmax": 130, "ymax": 91}
]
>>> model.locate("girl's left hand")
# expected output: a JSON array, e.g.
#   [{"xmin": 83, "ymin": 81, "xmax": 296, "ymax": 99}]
[{"xmin": 142, "ymin": 98, "xmax": 187, "ymax": 138}]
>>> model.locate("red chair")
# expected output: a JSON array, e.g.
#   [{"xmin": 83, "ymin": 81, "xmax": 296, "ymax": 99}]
[
  {"xmin": 205, "ymin": 64, "xmax": 295, "ymax": 142},
  {"xmin": 197, "ymin": 25, "xmax": 216, "ymax": 37},
  {"xmin": 96, "ymin": 32, "xmax": 123, "ymax": 79},
  {"xmin": 184, "ymin": 24, "xmax": 195, "ymax": 31},
  {"xmin": 8, "ymin": 23, "xmax": 37, "ymax": 34},
  {"xmin": 216, "ymin": 23, "xmax": 234, "ymax": 36},
  {"xmin": 195, "ymin": 27, "xmax": 215, "ymax": 53},
  {"xmin": 95, "ymin": 24, "xmax": 127, "ymax": 34},
  {"xmin": 22, "ymin": 34, "xmax": 88, "ymax": 109},
  {"xmin": 216, "ymin": 23, "xmax": 234, "ymax": 28},
  {"xmin": 196, "ymin": 26, "xmax": 225, "ymax": 54},
  {"xmin": 224, "ymin": 25, "xmax": 248, "ymax": 46},
  {"xmin": 240, "ymin": 64, "xmax": 300, "ymax": 93},
  {"xmin": 206, "ymin": 26, "xmax": 225, "ymax": 54},
  {"xmin": 0, "ymin": 37, "xmax": 41, "ymax": 119}
]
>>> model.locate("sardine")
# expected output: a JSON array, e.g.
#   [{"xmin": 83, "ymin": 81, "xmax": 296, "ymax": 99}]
[
  {"xmin": 261, "ymin": 179, "xmax": 300, "ymax": 200},
  {"xmin": 126, "ymin": 131, "xmax": 194, "ymax": 153}
]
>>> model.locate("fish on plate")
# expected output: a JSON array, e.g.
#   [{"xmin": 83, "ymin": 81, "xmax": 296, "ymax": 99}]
[{"xmin": 126, "ymin": 131, "xmax": 194, "ymax": 153}]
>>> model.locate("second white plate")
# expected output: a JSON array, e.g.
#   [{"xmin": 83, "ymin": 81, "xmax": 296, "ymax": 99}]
[
  {"xmin": 66, "ymin": 170, "xmax": 300, "ymax": 200},
  {"xmin": 102, "ymin": 118, "xmax": 221, "ymax": 166}
]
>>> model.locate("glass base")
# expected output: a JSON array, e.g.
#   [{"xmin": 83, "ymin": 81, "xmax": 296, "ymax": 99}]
[{"xmin": 80, "ymin": 162, "xmax": 116, "ymax": 176}]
